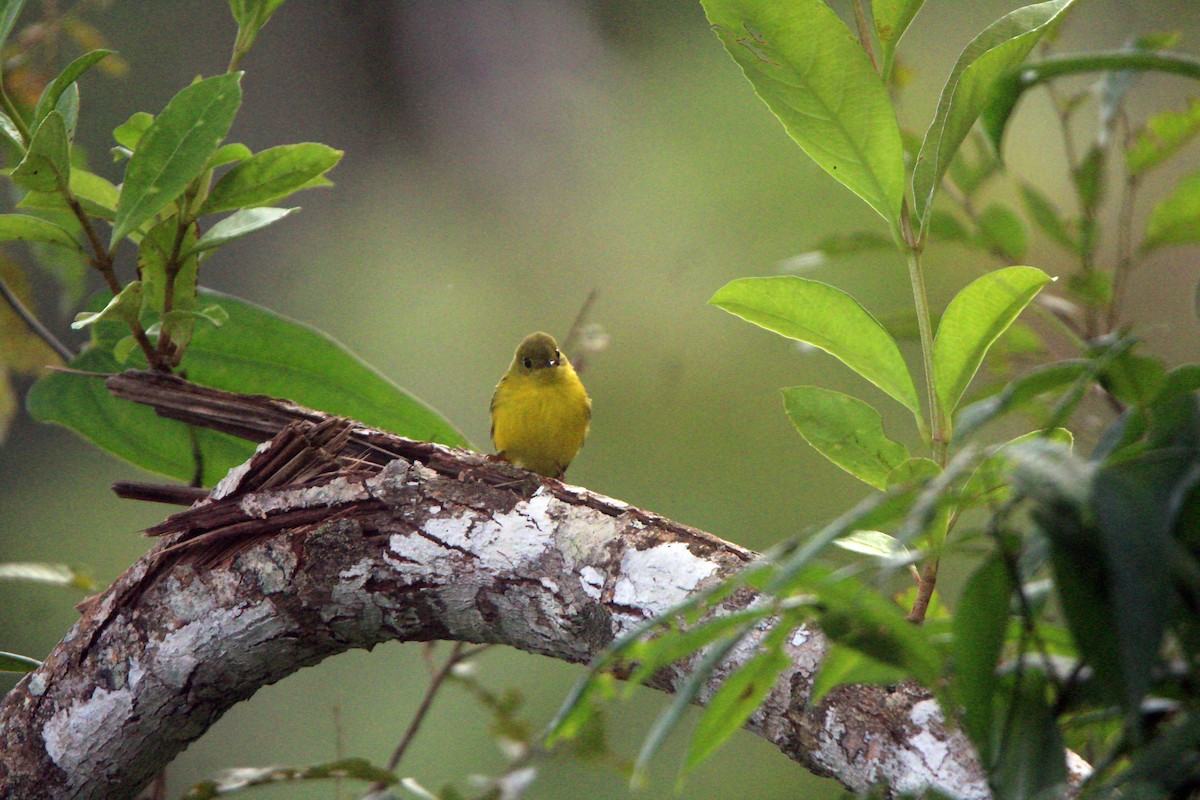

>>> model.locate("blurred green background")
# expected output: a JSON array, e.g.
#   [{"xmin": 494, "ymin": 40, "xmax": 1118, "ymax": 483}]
[{"xmin": 2, "ymin": 1, "xmax": 1199, "ymax": 797}]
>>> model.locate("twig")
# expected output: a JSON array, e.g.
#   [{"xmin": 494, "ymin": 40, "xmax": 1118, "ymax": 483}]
[
  {"xmin": 0, "ymin": 272, "xmax": 73, "ymax": 362},
  {"xmin": 365, "ymin": 642, "xmax": 477, "ymax": 795}
]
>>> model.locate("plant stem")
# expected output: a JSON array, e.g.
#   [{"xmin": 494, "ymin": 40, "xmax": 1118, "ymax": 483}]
[
  {"xmin": 850, "ymin": 0, "xmax": 879, "ymax": 73},
  {"xmin": 0, "ymin": 272, "xmax": 73, "ymax": 362},
  {"xmin": 62, "ymin": 191, "xmax": 163, "ymax": 370},
  {"xmin": 905, "ymin": 558, "xmax": 939, "ymax": 623},
  {"xmin": 900, "ymin": 202, "xmax": 946, "ymax": 625},
  {"xmin": 901, "ymin": 207, "xmax": 945, "ymax": 463}
]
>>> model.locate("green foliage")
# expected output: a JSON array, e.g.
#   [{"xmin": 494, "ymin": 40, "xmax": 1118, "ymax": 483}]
[
  {"xmin": 201, "ymin": 143, "xmax": 342, "ymax": 213},
  {"xmin": 932, "ymin": 265, "xmax": 1051, "ymax": 428},
  {"xmin": 912, "ymin": 0, "xmax": 1078, "ymax": 231},
  {"xmin": 781, "ymin": 385, "xmax": 908, "ymax": 489},
  {"xmin": 109, "ymin": 73, "xmax": 244, "ymax": 247},
  {"xmin": 871, "ymin": 0, "xmax": 926, "ymax": 81},
  {"xmin": 701, "ymin": 0, "xmax": 904, "ymax": 228},
  {"xmin": 710, "ymin": 276, "xmax": 919, "ymax": 416},
  {"xmin": 0, "ymin": 561, "xmax": 96, "ymax": 591}
]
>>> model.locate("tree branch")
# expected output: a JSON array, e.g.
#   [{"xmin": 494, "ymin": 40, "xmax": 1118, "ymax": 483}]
[{"xmin": 0, "ymin": 372, "xmax": 992, "ymax": 800}]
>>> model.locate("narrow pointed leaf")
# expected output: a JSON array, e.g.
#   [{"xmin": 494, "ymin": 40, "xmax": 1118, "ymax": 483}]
[
  {"xmin": 110, "ymin": 73, "xmax": 243, "ymax": 247},
  {"xmin": 33, "ymin": 49, "xmax": 112, "ymax": 125},
  {"xmin": 952, "ymin": 555, "xmax": 1012, "ymax": 760},
  {"xmin": 18, "ymin": 168, "xmax": 119, "ymax": 220},
  {"xmin": 711, "ymin": 277, "xmax": 919, "ymax": 414},
  {"xmin": 684, "ymin": 622, "xmax": 793, "ymax": 772},
  {"xmin": 0, "ymin": 561, "xmax": 95, "ymax": 590},
  {"xmin": 0, "ymin": 651, "xmax": 40, "ymax": 673},
  {"xmin": 185, "ymin": 207, "xmax": 299, "ymax": 257},
  {"xmin": 811, "ymin": 643, "xmax": 910, "ymax": 705},
  {"xmin": 701, "ymin": 0, "xmax": 904, "ymax": 226},
  {"xmin": 933, "ymin": 266, "xmax": 1051, "ymax": 422},
  {"xmin": 201, "ymin": 142, "xmax": 342, "ymax": 213},
  {"xmin": 781, "ymin": 385, "xmax": 908, "ymax": 489},
  {"xmin": 913, "ymin": 0, "xmax": 1077, "ymax": 230}
]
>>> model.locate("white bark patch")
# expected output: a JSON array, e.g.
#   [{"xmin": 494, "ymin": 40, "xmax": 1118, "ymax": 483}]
[
  {"xmin": 418, "ymin": 495, "xmax": 554, "ymax": 573},
  {"xmin": 612, "ymin": 542, "xmax": 719, "ymax": 615},
  {"xmin": 891, "ymin": 698, "xmax": 988, "ymax": 800},
  {"xmin": 44, "ymin": 687, "xmax": 134, "ymax": 775},
  {"xmin": 578, "ymin": 566, "xmax": 604, "ymax": 599}
]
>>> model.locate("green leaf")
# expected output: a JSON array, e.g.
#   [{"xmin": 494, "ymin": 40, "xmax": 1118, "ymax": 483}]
[
  {"xmin": 0, "ymin": 0, "xmax": 27, "ymax": 56},
  {"xmin": 1144, "ymin": 169, "xmax": 1200, "ymax": 250},
  {"xmin": 1066, "ymin": 270, "xmax": 1112, "ymax": 309},
  {"xmin": 991, "ymin": 671, "xmax": 1068, "ymax": 800},
  {"xmin": 185, "ymin": 207, "xmax": 299, "ymax": 257},
  {"xmin": 872, "ymin": 0, "xmax": 926, "ymax": 81},
  {"xmin": 110, "ymin": 73, "xmax": 243, "ymax": 248},
  {"xmin": 781, "ymin": 385, "xmax": 908, "ymax": 489},
  {"xmin": 984, "ymin": 50, "xmax": 1200, "ymax": 154},
  {"xmin": 1127, "ymin": 97, "xmax": 1200, "ymax": 176},
  {"xmin": 976, "ymin": 202, "xmax": 1027, "ymax": 262},
  {"xmin": 70, "ymin": 281, "xmax": 142, "ymax": 330},
  {"xmin": 0, "ymin": 561, "xmax": 96, "ymax": 591},
  {"xmin": 32, "ymin": 49, "xmax": 112, "ymax": 125},
  {"xmin": 804, "ymin": 568, "xmax": 942, "ymax": 689},
  {"xmin": 27, "ymin": 289, "xmax": 468, "ymax": 484},
  {"xmin": 112, "ymin": 111, "xmax": 153, "ymax": 151},
  {"xmin": 952, "ymin": 555, "xmax": 1012, "ymax": 761},
  {"xmin": 832, "ymin": 529, "xmax": 914, "ymax": 564},
  {"xmin": 912, "ymin": 0, "xmax": 1077, "ymax": 230},
  {"xmin": 0, "ymin": 214, "xmax": 81, "ymax": 251},
  {"xmin": 11, "ymin": 111, "xmax": 70, "ymax": 192},
  {"xmin": 961, "ymin": 428, "xmax": 1073, "ymax": 507},
  {"xmin": 701, "ymin": 0, "xmax": 904, "ymax": 226},
  {"xmin": 229, "ymin": 0, "xmax": 288, "ymax": 60},
  {"xmin": 632, "ymin": 628, "xmax": 750, "ymax": 784},
  {"xmin": 933, "ymin": 266, "xmax": 1051, "ymax": 425},
  {"xmin": 137, "ymin": 217, "xmax": 199, "ymax": 317},
  {"xmin": 202, "ymin": 142, "xmax": 342, "ymax": 213},
  {"xmin": 0, "ymin": 651, "xmax": 40, "ymax": 673},
  {"xmin": 18, "ymin": 167, "xmax": 119, "ymax": 220},
  {"xmin": 711, "ymin": 277, "xmax": 919, "ymax": 415},
  {"xmin": 887, "ymin": 456, "xmax": 941, "ymax": 487},
  {"xmin": 955, "ymin": 359, "xmax": 1089, "ymax": 439},
  {"xmin": 1018, "ymin": 182, "xmax": 1076, "ymax": 251},
  {"xmin": 683, "ymin": 622, "xmax": 792, "ymax": 773},
  {"xmin": 208, "ymin": 142, "xmax": 252, "ymax": 169},
  {"xmin": 810, "ymin": 643, "xmax": 910, "ymax": 705}
]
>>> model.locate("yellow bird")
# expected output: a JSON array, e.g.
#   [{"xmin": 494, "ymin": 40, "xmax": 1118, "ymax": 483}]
[{"xmin": 490, "ymin": 331, "xmax": 591, "ymax": 479}]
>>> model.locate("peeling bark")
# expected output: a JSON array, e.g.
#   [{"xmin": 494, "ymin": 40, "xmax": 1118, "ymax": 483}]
[{"xmin": 0, "ymin": 372, "xmax": 989, "ymax": 800}]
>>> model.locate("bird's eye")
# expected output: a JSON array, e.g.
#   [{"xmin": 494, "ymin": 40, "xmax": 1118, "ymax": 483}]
[
  {"xmin": 554, "ymin": 349, "xmax": 561, "ymax": 361},
  {"xmin": 523, "ymin": 357, "xmax": 533, "ymax": 369}
]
